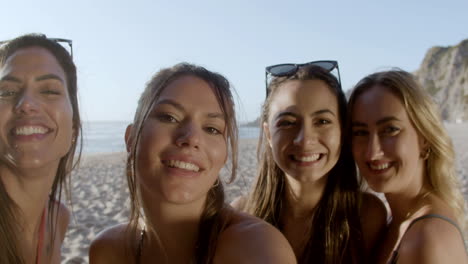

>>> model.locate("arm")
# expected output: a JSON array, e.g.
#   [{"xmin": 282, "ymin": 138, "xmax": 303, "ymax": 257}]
[
  {"xmin": 214, "ymin": 216, "xmax": 296, "ymax": 264},
  {"xmin": 89, "ymin": 224, "xmax": 129, "ymax": 264},
  {"xmin": 57, "ymin": 201, "xmax": 71, "ymax": 244},
  {"xmin": 397, "ymin": 218, "xmax": 468, "ymax": 264}
]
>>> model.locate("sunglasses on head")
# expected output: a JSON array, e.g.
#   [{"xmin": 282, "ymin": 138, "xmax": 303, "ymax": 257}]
[
  {"xmin": 265, "ymin": 60, "xmax": 341, "ymax": 96},
  {"xmin": 0, "ymin": 37, "xmax": 73, "ymax": 59}
]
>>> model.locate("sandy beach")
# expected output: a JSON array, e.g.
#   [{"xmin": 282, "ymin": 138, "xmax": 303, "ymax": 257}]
[{"xmin": 62, "ymin": 125, "xmax": 468, "ymax": 263}]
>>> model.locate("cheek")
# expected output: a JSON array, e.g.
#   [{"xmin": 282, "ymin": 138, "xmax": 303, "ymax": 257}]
[{"xmin": 209, "ymin": 138, "xmax": 228, "ymax": 169}]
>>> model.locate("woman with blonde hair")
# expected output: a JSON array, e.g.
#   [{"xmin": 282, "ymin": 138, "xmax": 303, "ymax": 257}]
[
  {"xmin": 349, "ymin": 69, "xmax": 467, "ymax": 263},
  {"xmin": 0, "ymin": 34, "xmax": 81, "ymax": 263},
  {"xmin": 233, "ymin": 62, "xmax": 386, "ymax": 263},
  {"xmin": 90, "ymin": 63, "xmax": 296, "ymax": 263}
]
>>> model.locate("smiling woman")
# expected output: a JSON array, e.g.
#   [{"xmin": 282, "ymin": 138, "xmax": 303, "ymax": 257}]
[
  {"xmin": 349, "ymin": 70, "xmax": 467, "ymax": 263},
  {"xmin": 89, "ymin": 63, "xmax": 296, "ymax": 264},
  {"xmin": 0, "ymin": 34, "xmax": 81, "ymax": 264}
]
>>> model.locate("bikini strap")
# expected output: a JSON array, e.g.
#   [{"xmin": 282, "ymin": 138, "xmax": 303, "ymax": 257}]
[
  {"xmin": 395, "ymin": 214, "xmax": 466, "ymax": 254},
  {"xmin": 35, "ymin": 207, "xmax": 47, "ymax": 264}
]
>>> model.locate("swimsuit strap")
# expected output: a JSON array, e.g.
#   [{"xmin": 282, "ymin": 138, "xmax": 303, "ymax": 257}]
[
  {"xmin": 136, "ymin": 228, "xmax": 145, "ymax": 263},
  {"xmin": 390, "ymin": 213, "xmax": 466, "ymax": 264},
  {"xmin": 35, "ymin": 207, "xmax": 47, "ymax": 264}
]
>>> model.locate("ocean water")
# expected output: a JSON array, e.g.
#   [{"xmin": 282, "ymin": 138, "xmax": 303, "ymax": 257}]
[{"xmin": 81, "ymin": 121, "xmax": 260, "ymax": 154}]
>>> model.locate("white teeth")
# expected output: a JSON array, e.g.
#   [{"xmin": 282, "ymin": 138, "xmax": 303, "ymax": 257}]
[
  {"xmin": 15, "ymin": 126, "xmax": 48, "ymax": 136},
  {"xmin": 167, "ymin": 160, "xmax": 200, "ymax": 172},
  {"xmin": 295, "ymin": 154, "xmax": 320, "ymax": 162},
  {"xmin": 370, "ymin": 163, "xmax": 390, "ymax": 170}
]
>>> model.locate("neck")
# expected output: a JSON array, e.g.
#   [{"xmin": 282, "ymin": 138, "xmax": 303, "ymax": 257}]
[
  {"xmin": 386, "ymin": 186, "xmax": 430, "ymax": 224},
  {"xmin": 141, "ymin": 189, "xmax": 206, "ymax": 260},
  {"xmin": 385, "ymin": 162, "xmax": 429, "ymax": 223},
  {"xmin": 0, "ymin": 164, "xmax": 56, "ymax": 248},
  {"xmin": 283, "ymin": 174, "xmax": 327, "ymax": 219}
]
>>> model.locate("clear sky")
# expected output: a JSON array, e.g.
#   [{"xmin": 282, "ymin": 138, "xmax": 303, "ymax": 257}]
[{"xmin": 2, "ymin": 0, "xmax": 467, "ymax": 123}]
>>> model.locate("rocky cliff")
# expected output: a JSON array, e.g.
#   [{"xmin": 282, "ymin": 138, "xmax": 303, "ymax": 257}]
[{"xmin": 415, "ymin": 39, "xmax": 468, "ymax": 122}]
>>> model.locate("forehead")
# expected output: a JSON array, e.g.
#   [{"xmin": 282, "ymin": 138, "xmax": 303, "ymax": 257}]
[
  {"xmin": 269, "ymin": 79, "xmax": 338, "ymax": 114},
  {"xmin": 352, "ymin": 85, "xmax": 409, "ymax": 122},
  {"xmin": 0, "ymin": 47, "xmax": 66, "ymax": 80},
  {"xmin": 156, "ymin": 75, "xmax": 223, "ymax": 112}
]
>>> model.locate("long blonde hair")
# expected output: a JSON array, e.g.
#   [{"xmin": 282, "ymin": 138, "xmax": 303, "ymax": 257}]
[
  {"xmin": 243, "ymin": 65, "xmax": 364, "ymax": 264},
  {"xmin": 348, "ymin": 69, "xmax": 465, "ymax": 227},
  {"xmin": 0, "ymin": 34, "xmax": 82, "ymax": 263},
  {"xmin": 125, "ymin": 63, "xmax": 238, "ymax": 263}
]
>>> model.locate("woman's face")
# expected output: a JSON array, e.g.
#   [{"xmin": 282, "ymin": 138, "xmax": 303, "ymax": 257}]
[
  {"xmin": 265, "ymin": 79, "xmax": 341, "ymax": 184},
  {"xmin": 351, "ymin": 85, "xmax": 426, "ymax": 194},
  {"xmin": 0, "ymin": 47, "xmax": 74, "ymax": 172},
  {"xmin": 132, "ymin": 75, "xmax": 227, "ymax": 205}
]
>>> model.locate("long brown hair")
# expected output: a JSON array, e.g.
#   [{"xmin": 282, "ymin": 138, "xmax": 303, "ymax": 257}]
[
  {"xmin": 125, "ymin": 63, "xmax": 238, "ymax": 263},
  {"xmin": 243, "ymin": 65, "xmax": 364, "ymax": 263},
  {"xmin": 0, "ymin": 33, "xmax": 82, "ymax": 263},
  {"xmin": 348, "ymin": 69, "xmax": 465, "ymax": 227}
]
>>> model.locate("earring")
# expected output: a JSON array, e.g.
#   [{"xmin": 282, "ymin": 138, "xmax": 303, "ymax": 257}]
[
  {"xmin": 212, "ymin": 178, "xmax": 220, "ymax": 188},
  {"xmin": 421, "ymin": 148, "xmax": 431, "ymax": 160}
]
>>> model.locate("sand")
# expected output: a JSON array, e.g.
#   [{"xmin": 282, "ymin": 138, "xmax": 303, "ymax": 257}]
[{"xmin": 61, "ymin": 126, "xmax": 468, "ymax": 263}]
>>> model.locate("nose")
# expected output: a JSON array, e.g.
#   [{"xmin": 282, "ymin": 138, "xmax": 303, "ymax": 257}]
[
  {"xmin": 14, "ymin": 90, "xmax": 39, "ymax": 115},
  {"xmin": 293, "ymin": 124, "xmax": 315, "ymax": 147},
  {"xmin": 175, "ymin": 121, "xmax": 201, "ymax": 149},
  {"xmin": 366, "ymin": 133, "xmax": 384, "ymax": 160}
]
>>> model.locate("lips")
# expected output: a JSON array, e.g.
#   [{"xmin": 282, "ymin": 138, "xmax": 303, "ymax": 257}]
[
  {"xmin": 292, "ymin": 153, "xmax": 321, "ymax": 162},
  {"xmin": 13, "ymin": 125, "xmax": 50, "ymax": 136},
  {"xmin": 367, "ymin": 161, "xmax": 392, "ymax": 172},
  {"xmin": 165, "ymin": 160, "xmax": 200, "ymax": 172}
]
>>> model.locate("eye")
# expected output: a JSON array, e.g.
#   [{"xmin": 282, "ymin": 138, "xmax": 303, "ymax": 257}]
[
  {"xmin": 205, "ymin": 126, "xmax": 223, "ymax": 135},
  {"xmin": 276, "ymin": 119, "xmax": 295, "ymax": 128},
  {"xmin": 352, "ymin": 129, "xmax": 368, "ymax": 137},
  {"xmin": 0, "ymin": 86, "xmax": 19, "ymax": 98},
  {"xmin": 315, "ymin": 118, "xmax": 331, "ymax": 126},
  {"xmin": 382, "ymin": 126, "xmax": 400, "ymax": 135},
  {"xmin": 156, "ymin": 113, "xmax": 178, "ymax": 123}
]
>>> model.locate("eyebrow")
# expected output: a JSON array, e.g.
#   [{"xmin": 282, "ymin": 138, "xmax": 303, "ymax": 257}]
[
  {"xmin": 0, "ymin": 75, "xmax": 21, "ymax": 83},
  {"xmin": 274, "ymin": 109, "xmax": 336, "ymax": 121},
  {"xmin": 0, "ymin": 74, "xmax": 65, "ymax": 84},
  {"xmin": 352, "ymin": 116, "xmax": 401, "ymax": 127},
  {"xmin": 155, "ymin": 99, "xmax": 225, "ymax": 120},
  {"xmin": 35, "ymin": 74, "xmax": 65, "ymax": 83}
]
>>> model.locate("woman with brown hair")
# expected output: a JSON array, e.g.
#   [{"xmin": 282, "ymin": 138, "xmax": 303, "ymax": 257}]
[
  {"xmin": 232, "ymin": 62, "xmax": 386, "ymax": 263},
  {"xmin": 90, "ymin": 63, "xmax": 296, "ymax": 263},
  {"xmin": 0, "ymin": 34, "xmax": 81, "ymax": 263},
  {"xmin": 349, "ymin": 69, "xmax": 467, "ymax": 263}
]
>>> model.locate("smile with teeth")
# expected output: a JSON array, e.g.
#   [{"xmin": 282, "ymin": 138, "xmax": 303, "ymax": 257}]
[
  {"xmin": 14, "ymin": 126, "xmax": 49, "ymax": 136},
  {"xmin": 166, "ymin": 160, "xmax": 200, "ymax": 172},
  {"xmin": 293, "ymin": 154, "xmax": 321, "ymax": 162},
  {"xmin": 369, "ymin": 163, "xmax": 390, "ymax": 170}
]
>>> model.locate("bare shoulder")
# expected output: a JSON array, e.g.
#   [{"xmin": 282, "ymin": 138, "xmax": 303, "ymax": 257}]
[
  {"xmin": 398, "ymin": 215, "xmax": 468, "ymax": 264},
  {"xmin": 89, "ymin": 224, "xmax": 133, "ymax": 264},
  {"xmin": 56, "ymin": 201, "xmax": 71, "ymax": 243},
  {"xmin": 214, "ymin": 207, "xmax": 296, "ymax": 264},
  {"xmin": 230, "ymin": 195, "xmax": 247, "ymax": 210},
  {"xmin": 360, "ymin": 192, "xmax": 387, "ymax": 252}
]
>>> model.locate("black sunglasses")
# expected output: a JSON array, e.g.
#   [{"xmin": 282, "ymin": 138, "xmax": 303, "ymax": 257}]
[
  {"xmin": 265, "ymin": 60, "xmax": 341, "ymax": 96},
  {"xmin": 0, "ymin": 37, "xmax": 73, "ymax": 58}
]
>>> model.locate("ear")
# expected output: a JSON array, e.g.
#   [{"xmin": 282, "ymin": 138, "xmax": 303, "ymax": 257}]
[
  {"xmin": 263, "ymin": 122, "xmax": 272, "ymax": 149},
  {"xmin": 125, "ymin": 124, "xmax": 133, "ymax": 153}
]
